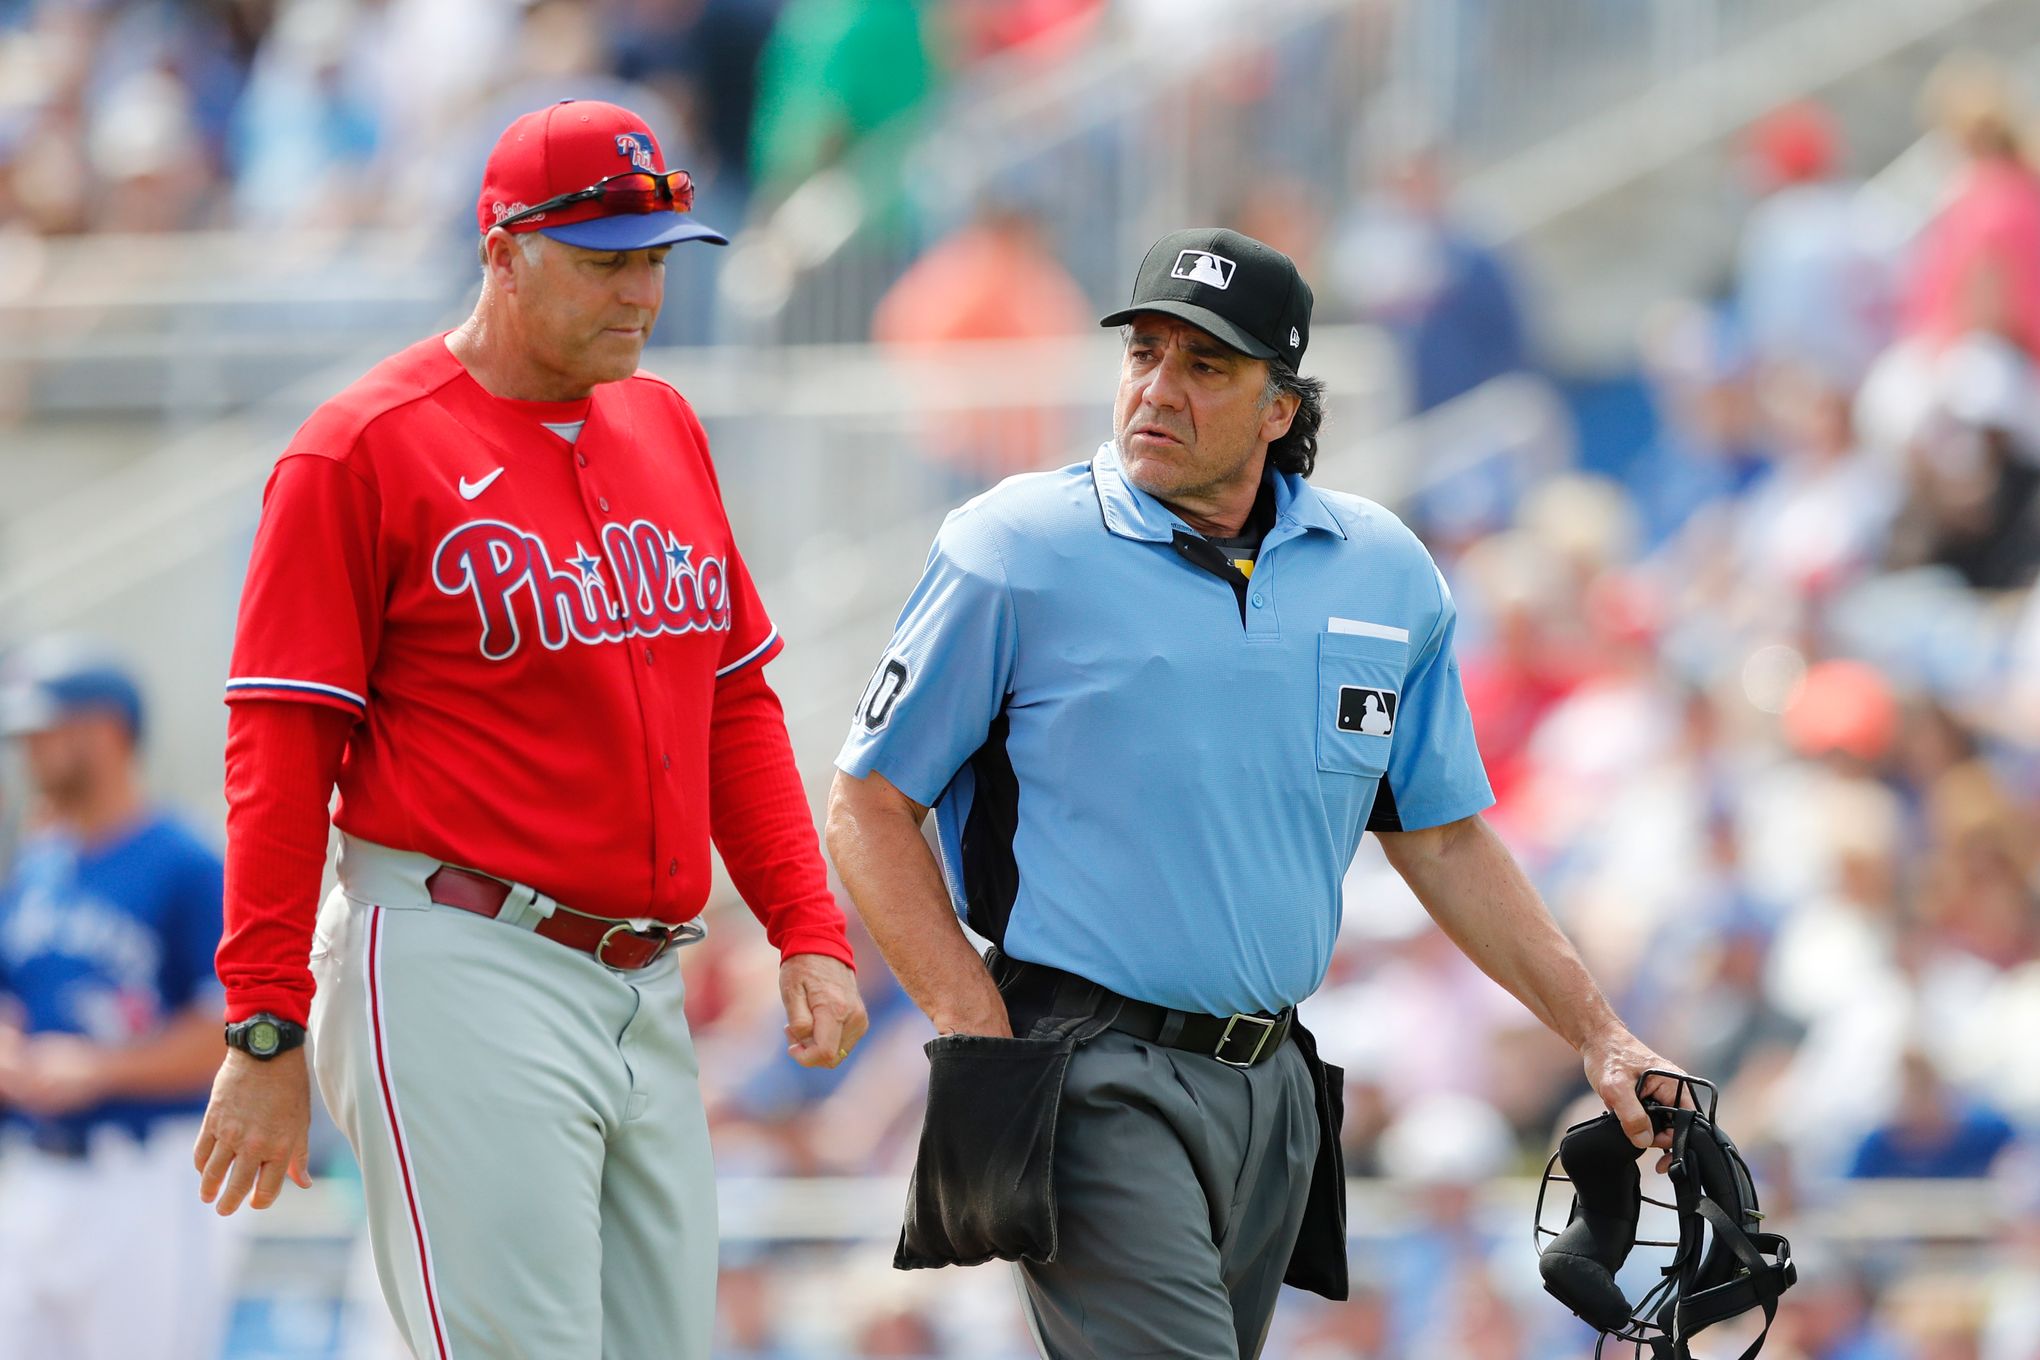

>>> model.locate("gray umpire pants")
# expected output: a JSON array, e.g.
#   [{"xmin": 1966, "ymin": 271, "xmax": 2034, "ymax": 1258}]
[
  {"xmin": 1015, "ymin": 1026, "xmax": 1320, "ymax": 1360},
  {"xmin": 308, "ymin": 837, "xmax": 717, "ymax": 1360}
]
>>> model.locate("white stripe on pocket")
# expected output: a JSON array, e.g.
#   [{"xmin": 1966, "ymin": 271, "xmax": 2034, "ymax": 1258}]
[{"xmin": 1327, "ymin": 617, "xmax": 1410, "ymax": 643}]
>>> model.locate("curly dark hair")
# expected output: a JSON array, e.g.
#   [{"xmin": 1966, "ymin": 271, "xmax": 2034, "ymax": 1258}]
[{"xmin": 1262, "ymin": 366, "xmax": 1328, "ymax": 478}]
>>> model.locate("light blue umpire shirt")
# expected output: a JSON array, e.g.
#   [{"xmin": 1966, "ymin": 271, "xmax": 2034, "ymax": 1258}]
[{"xmin": 835, "ymin": 440, "xmax": 1494, "ymax": 1018}]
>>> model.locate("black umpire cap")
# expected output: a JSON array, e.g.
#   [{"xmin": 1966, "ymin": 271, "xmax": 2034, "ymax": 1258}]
[{"xmin": 1100, "ymin": 227, "xmax": 1314, "ymax": 370}]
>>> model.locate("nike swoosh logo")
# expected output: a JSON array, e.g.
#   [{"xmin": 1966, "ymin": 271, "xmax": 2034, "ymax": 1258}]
[{"xmin": 458, "ymin": 468, "xmax": 505, "ymax": 500}]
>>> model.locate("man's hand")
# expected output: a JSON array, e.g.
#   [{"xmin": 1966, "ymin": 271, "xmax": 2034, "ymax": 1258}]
[
  {"xmin": 1582, "ymin": 1025, "xmax": 1690, "ymax": 1170},
  {"xmin": 193, "ymin": 1049, "xmax": 312, "ymax": 1215},
  {"xmin": 5, "ymin": 1034, "xmax": 112, "ymax": 1117},
  {"xmin": 781, "ymin": 954, "xmax": 870, "ymax": 1069}
]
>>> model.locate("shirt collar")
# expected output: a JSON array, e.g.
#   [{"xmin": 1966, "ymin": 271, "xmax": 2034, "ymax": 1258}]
[{"xmin": 1090, "ymin": 441, "xmax": 1348, "ymax": 543}]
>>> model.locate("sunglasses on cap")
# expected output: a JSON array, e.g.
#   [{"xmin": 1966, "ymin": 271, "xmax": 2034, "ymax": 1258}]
[{"xmin": 496, "ymin": 168, "xmax": 696, "ymax": 231}]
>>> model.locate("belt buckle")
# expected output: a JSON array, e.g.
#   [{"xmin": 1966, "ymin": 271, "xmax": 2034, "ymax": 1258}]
[
  {"xmin": 1214, "ymin": 1013, "xmax": 1277, "ymax": 1068},
  {"xmin": 595, "ymin": 921, "xmax": 671, "ymax": 969}
]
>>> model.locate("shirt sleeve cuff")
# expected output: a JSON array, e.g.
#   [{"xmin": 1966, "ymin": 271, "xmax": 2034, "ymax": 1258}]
[
  {"xmin": 224, "ymin": 677, "xmax": 366, "ymax": 716},
  {"xmin": 717, "ymin": 628, "xmax": 783, "ymax": 680},
  {"xmin": 223, "ymin": 983, "xmax": 313, "ymax": 1027},
  {"xmin": 774, "ymin": 927, "xmax": 857, "ymax": 972}
]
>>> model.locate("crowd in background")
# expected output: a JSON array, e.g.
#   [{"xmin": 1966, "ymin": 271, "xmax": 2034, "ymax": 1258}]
[
  {"xmin": 0, "ymin": 0, "xmax": 1105, "ymax": 238},
  {"xmin": 6, "ymin": 2, "xmax": 2040, "ymax": 1357}
]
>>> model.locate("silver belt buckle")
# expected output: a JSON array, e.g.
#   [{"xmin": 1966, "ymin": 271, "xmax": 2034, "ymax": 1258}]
[
  {"xmin": 1214, "ymin": 1012, "xmax": 1278, "ymax": 1068},
  {"xmin": 592, "ymin": 918, "xmax": 707, "ymax": 968}
]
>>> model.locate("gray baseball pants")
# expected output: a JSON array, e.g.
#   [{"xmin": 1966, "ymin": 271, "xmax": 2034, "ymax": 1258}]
[
  {"xmin": 308, "ymin": 837, "xmax": 716, "ymax": 1360},
  {"xmin": 1015, "ymin": 1028, "xmax": 1319, "ymax": 1360}
]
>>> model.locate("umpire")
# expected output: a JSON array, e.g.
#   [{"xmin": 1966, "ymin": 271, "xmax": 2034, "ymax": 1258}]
[{"xmin": 826, "ymin": 227, "xmax": 1686, "ymax": 1359}]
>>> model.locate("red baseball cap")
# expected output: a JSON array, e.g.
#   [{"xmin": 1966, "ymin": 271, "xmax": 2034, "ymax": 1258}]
[
  {"xmin": 477, "ymin": 99, "xmax": 727, "ymax": 251},
  {"xmin": 1746, "ymin": 101, "xmax": 1838, "ymax": 188}
]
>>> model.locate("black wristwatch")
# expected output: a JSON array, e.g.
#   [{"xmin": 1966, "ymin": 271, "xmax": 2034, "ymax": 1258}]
[{"xmin": 225, "ymin": 1012, "xmax": 307, "ymax": 1060}]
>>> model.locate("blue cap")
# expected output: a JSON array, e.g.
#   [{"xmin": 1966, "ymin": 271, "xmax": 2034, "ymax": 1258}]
[
  {"xmin": 0, "ymin": 643, "xmax": 145, "ymax": 740},
  {"xmin": 538, "ymin": 214, "xmax": 728, "ymax": 251}
]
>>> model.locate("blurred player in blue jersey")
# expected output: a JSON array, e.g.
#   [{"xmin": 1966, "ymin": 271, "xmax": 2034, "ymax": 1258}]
[{"xmin": 0, "ymin": 643, "xmax": 240, "ymax": 1360}]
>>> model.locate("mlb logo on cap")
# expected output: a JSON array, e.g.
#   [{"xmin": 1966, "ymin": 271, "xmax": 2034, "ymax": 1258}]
[
  {"xmin": 1171, "ymin": 249, "xmax": 1236, "ymax": 289},
  {"xmin": 1100, "ymin": 228, "xmax": 1314, "ymax": 370}
]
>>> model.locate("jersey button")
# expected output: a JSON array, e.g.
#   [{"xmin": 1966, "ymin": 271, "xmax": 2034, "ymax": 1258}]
[
  {"xmin": 1251, "ymin": 593, "xmax": 1265, "ymax": 608},
  {"xmin": 663, "ymin": 753, "xmax": 672, "ymax": 770},
  {"xmin": 598, "ymin": 496, "xmax": 611, "ymax": 512},
  {"xmin": 643, "ymin": 646, "xmax": 655, "ymax": 664},
  {"xmin": 668, "ymin": 858, "xmax": 679, "ymax": 877},
  {"xmin": 576, "ymin": 453, "xmax": 588, "ymax": 468}
]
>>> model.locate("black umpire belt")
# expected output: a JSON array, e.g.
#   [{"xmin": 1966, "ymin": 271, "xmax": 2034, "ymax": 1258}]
[{"xmin": 993, "ymin": 954, "xmax": 1294, "ymax": 1067}]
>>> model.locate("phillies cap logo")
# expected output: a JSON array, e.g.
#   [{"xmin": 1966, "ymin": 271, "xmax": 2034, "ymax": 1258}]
[
  {"xmin": 615, "ymin": 132, "xmax": 656, "ymax": 172},
  {"xmin": 1171, "ymin": 249, "xmax": 1235, "ymax": 289}
]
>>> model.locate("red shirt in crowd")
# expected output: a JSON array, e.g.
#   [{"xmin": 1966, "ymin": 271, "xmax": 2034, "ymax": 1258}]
[{"xmin": 1906, "ymin": 157, "xmax": 2040, "ymax": 359}]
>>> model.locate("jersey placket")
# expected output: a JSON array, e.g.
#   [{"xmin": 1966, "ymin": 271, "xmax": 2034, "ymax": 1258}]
[
  {"xmin": 1241, "ymin": 518, "xmax": 1319, "ymax": 644},
  {"xmin": 572, "ymin": 431, "xmax": 676, "ymax": 913}
]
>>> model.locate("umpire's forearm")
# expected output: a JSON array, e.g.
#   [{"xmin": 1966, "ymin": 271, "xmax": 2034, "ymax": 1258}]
[
  {"xmin": 1379, "ymin": 814, "xmax": 1626, "ymax": 1051},
  {"xmin": 824, "ymin": 770, "xmax": 1010, "ymax": 1037}
]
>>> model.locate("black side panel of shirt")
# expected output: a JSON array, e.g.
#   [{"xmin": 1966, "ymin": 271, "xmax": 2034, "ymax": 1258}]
[
  {"xmin": 1367, "ymin": 776, "xmax": 1402, "ymax": 833},
  {"xmin": 959, "ymin": 708, "xmax": 1022, "ymax": 946}
]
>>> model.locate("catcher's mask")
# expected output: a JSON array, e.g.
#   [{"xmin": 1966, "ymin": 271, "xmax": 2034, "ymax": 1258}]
[{"xmin": 1534, "ymin": 1072, "xmax": 1796, "ymax": 1360}]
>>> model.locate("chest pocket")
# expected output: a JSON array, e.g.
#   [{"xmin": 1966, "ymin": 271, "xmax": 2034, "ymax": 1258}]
[{"xmin": 1316, "ymin": 631, "xmax": 1408, "ymax": 778}]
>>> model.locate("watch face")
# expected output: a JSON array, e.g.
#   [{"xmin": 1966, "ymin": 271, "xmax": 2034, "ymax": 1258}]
[{"xmin": 248, "ymin": 1020, "xmax": 280, "ymax": 1056}]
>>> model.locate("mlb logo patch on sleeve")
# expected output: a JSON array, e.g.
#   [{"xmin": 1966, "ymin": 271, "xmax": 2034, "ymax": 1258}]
[{"xmin": 1337, "ymin": 686, "xmax": 1397, "ymax": 737}]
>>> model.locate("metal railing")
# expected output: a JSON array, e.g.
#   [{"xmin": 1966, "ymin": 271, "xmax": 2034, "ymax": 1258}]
[{"xmin": 218, "ymin": 1172, "xmax": 2018, "ymax": 1358}]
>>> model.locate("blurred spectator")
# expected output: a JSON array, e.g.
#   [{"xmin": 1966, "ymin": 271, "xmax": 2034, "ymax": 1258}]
[
  {"xmin": 607, "ymin": 0, "xmax": 782, "ymax": 193},
  {"xmin": 1980, "ymin": 1151, "xmax": 2040, "ymax": 1360},
  {"xmin": 1736, "ymin": 100, "xmax": 1898, "ymax": 387},
  {"xmin": 89, "ymin": 65, "xmax": 213, "ymax": 232},
  {"xmin": 872, "ymin": 200, "xmax": 1091, "ymax": 484},
  {"xmin": 1733, "ymin": 364, "xmax": 1898, "ymax": 606},
  {"xmin": 1453, "ymin": 530, "xmax": 1586, "ymax": 816},
  {"xmin": 749, "ymin": 0, "xmax": 938, "ymax": 200},
  {"xmin": 944, "ymin": 0, "xmax": 1103, "ymax": 66},
  {"xmin": 1766, "ymin": 773, "xmax": 1904, "ymax": 1027},
  {"xmin": 870, "ymin": 202, "xmax": 1089, "ymax": 349},
  {"xmin": 1627, "ymin": 300, "xmax": 1771, "ymax": 549},
  {"xmin": 1847, "ymin": 1048, "xmax": 2016, "ymax": 1179},
  {"xmin": 1881, "ymin": 1271, "xmax": 1990, "ymax": 1360},
  {"xmin": 1918, "ymin": 758, "xmax": 2037, "ymax": 969},
  {"xmin": 0, "ymin": 642, "xmax": 237, "ymax": 1360},
  {"xmin": 1370, "ymin": 1092, "xmax": 1519, "ymax": 1354},
  {"xmin": 1286, "ymin": 1281, "xmax": 1392, "ymax": 1360},
  {"xmin": 1665, "ymin": 913, "xmax": 1803, "ymax": 1091},
  {"xmin": 1770, "ymin": 1260, "xmax": 1914, "ymax": 1360},
  {"xmin": 717, "ymin": 1252, "xmax": 800, "ymax": 1360},
  {"xmin": 1905, "ymin": 55, "xmax": 2040, "ymax": 361},
  {"xmin": 230, "ymin": 0, "xmax": 381, "ymax": 229},
  {"xmin": 1886, "ymin": 335, "xmax": 2040, "ymax": 591},
  {"xmin": 1328, "ymin": 142, "xmax": 1530, "ymax": 412}
]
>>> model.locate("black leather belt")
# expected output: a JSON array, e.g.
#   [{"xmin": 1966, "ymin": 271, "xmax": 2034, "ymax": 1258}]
[{"xmin": 991, "ymin": 953, "xmax": 1294, "ymax": 1068}]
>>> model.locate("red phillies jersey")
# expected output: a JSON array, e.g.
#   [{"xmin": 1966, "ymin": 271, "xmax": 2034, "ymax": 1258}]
[{"xmin": 227, "ymin": 335, "xmax": 787, "ymax": 922}]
